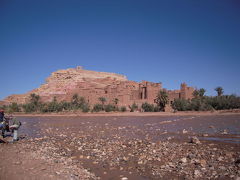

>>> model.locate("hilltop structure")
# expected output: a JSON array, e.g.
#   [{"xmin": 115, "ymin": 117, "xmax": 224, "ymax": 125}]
[{"xmin": 1, "ymin": 66, "xmax": 194, "ymax": 110}]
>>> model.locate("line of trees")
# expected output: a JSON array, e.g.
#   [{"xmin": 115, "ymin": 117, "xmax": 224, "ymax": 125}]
[
  {"xmin": 1, "ymin": 86, "xmax": 239, "ymax": 113},
  {"xmin": 139, "ymin": 87, "xmax": 240, "ymax": 112},
  {"xmin": 171, "ymin": 87, "xmax": 240, "ymax": 111},
  {"xmin": 0, "ymin": 94, "xmax": 128, "ymax": 113}
]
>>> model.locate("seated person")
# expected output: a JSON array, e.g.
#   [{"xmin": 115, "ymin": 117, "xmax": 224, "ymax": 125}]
[
  {"xmin": 9, "ymin": 115, "xmax": 22, "ymax": 141},
  {"xmin": 0, "ymin": 109, "xmax": 6, "ymax": 138}
]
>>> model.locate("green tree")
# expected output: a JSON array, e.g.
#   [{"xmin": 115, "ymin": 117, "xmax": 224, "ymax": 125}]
[
  {"xmin": 99, "ymin": 97, "xmax": 106, "ymax": 105},
  {"xmin": 23, "ymin": 103, "xmax": 36, "ymax": 113},
  {"xmin": 171, "ymin": 99, "xmax": 191, "ymax": 111},
  {"xmin": 81, "ymin": 103, "xmax": 90, "ymax": 112},
  {"xmin": 72, "ymin": 94, "xmax": 79, "ymax": 107},
  {"xmin": 30, "ymin": 93, "xmax": 40, "ymax": 106},
  {"xmin": 7, "ymin": 102, "xmax": 20, "ymax": 113},
  {"xmin": 155, "ymin": 90, "xmax": 169, "ymax": 111},
  {"xmin": 47, "ymin": 97, "xmax": 61, "ymax": 112},
  {"xmin": 193, "ymin": 89, "xmax": 199, "ymax": 98},
  {"xmin": 92, "ymin": 104, "xmax": 104, "ymax": 112},
  {"xmin": 215, "ymin": 86, "xmax": 224, "ymax": 96},
  {"xmin": 79, "ymin": 97, "xmax": 86, "ymax": 107},
  {"xmin": 105, "ymin": 104, "xmax": 116, "ymax": 112},
  {"xmin": 23, "ymin": 93, "xmax": 41, "ymax": 112},
  {"xmin": 60, "ymin": 101, "xmax": 72, "ymax": 111},
  {"xmin": 99, "ymin": 97, "xmax": 106, "ymax": 110},
  {"xmin": 199, "ymin": 88, "xmax": 206, "ymax": 97},
  {"xmin": 71, "ymin": 94, "xmax": 88, "ymax": 110},
  {"xmin": 113, "ymin": 98, "xmax": 119, "ymax": 105},
  {"xmin": 129, "ymin": 103, "xmax": 138, "ymax": 112}
]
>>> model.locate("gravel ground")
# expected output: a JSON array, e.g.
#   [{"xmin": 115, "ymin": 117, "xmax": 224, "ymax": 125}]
[{"xmin": 0, "ymin": 114, "xmax": 240, "ymax": 180}]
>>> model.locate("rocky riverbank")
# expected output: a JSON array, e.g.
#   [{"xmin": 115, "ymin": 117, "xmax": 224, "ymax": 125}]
[{"xmin": 1, "ymin": 114, "xmax": 240, "ymax": 179}]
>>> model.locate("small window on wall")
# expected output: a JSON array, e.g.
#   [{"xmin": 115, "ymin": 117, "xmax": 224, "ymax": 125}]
[
  {"xmin": 105, "ymin": 91, "xmax": 108, "ymax": 94},
  {"xmin": 170, "ymin": 101, "xmax": 173, "ymax": 105}
]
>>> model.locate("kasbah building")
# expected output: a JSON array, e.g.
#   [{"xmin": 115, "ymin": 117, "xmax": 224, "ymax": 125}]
[
  {"xmin": 1, "ymin": 66, "xmax": 195, "ymax": 111},
  {"xmin": 79, "ymin": 80, "xmax": 195, "ymax": 111},
  {"xmin": 61, "ymin": 67, "xmax": 195, "ymax": 111}
]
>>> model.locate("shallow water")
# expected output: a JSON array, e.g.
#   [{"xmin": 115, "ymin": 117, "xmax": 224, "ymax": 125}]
[
  {"xmin": 200, "ymin": 136, "xmax": 240, "ymax": 144},
  {"xmin": 17, "ymin": 114, "xmax": 240, "ymax": 143}
]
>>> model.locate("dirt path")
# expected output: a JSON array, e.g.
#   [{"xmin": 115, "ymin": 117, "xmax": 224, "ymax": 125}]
[{"xmin": 0, "ymin": 138, "xmax": 96, "ymax": 180}]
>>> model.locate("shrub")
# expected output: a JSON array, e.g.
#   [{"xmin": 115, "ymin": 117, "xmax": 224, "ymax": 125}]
[
  {"xmin": 60, "ymin": 101, "xmax": 72, "ymax": 111},
  {"xmin": 99, "ymin": 97, "xmax": 107, "ymax": 106},
  {"xmin": 81, "ymin": 103, "xmax": 90, "ymax": 112},
  {"xmin": 104, "ymin": 104, "xmax": 116, "ymax": 112},
  {"xmin": 154, "ymin": 106, "xmax": 160, "ymax": 112},
  {"xmin": 190, "ymin": 98, "xmax": 202, "ymax": 111},
  {"xmin": 206, "ymin": 95, "xmax": 240, "ymax": 110},
  {"xmin": 120, "ymin": 106, "xmax": 127, "ymax": 112},
  {"xmin": 171, "ymin": 99, "xmax": 191, "ymax": 111},
  {"xmin": 172, "ymin": 98, "xmax": 213, "ymax": 111},
  {"xmin": 92, "ymin": 104, "xmax": 104, "ymax": 112},
  {"xmin": 22, "ymin": 103, "xmax": 36, "ymax": 113},
  {"xmin": 47, "ymin": 101, "xmax": 61, "ymax": 112},
  {"xmin": 71, "ymin": 94, "xmax": 88, "ymax": 110},
  {"xmin": 8, "ymin": 102, "xmax": 20, "ymax": 113},
  {"xmin": 141, "ymin": 102, "xmax": 155, "ymax": 112},
  {"xmin": 129, "ymin": 103, "xmax": 138, "ymax": 112}
]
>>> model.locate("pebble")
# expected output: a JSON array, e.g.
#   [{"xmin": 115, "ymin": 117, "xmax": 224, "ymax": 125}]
[
  {"xmin": 189, "ymin": 137, "xmax": 201, "ymax": 144},
  {"xmin": 222, "ymin": 129, "xmax": 228, "ymax": 134},
  {"xmin": 199, "ymin": 159, "xmax": 207, "ymax": 167},
  {"xmin": 180, "ymin": 158, "xmax": 187, "ymax": 163},
  {"xmin": 217, "ymin": 156, "xmax": 224, "ymax": 161},
  {"xmin": 194, "ymin": 170, "xmax": 201, "ymax": 177},
  {"xmin": 182, "ymin": 129, "xmax": 188, "ymax": 134},
  {"xmin": 14, "ymin": 161, "xmax": 21, "ymax": 165}
]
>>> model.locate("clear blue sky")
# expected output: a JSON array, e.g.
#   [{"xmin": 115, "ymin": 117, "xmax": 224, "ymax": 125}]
[{"xmin": 1, "ymin": 0, "xmax": 240, "ymax": 100}]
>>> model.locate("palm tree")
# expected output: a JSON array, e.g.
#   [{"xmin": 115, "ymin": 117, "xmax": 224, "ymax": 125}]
[
  {"xmin": 193, "ymin": 89, "xmax": 199, "ymax": 98},
  {"xmin": 30, "ymin": 93, "xmax": 40, "ymax": 106},
  {"xmin": 99, "ymin": 97, "xmax": 106, "ymax": 110},
  {"xmin": 72, "ymin": 94, "xmax": 79, "ymax": 105},
  {"xmin": 113, "ymin": 98, "xmax": 119, "ymax": 105},
  {"xmin": 215, "ymin": 86, "xmax": 223, "ymax": 96},
  {"xmin": 199, "ymin": 88, "xmax": 206, "ymax": 97},
  {"xmin": 155, "ymin": 90, "xmax": 169, "ymax": 111},
  {"xmin": 99, "ymin": 97, "xmax": 106, "ymax": 105}
]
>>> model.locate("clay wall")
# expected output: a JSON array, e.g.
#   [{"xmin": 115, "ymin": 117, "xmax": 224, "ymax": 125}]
[
  {"xmin": 168, "ymin": 90, "xmax": 181, "ymax": 103},
  {"xmin": 63, "ymin": 81, "xmax": 194, "ymax": 109},
  {"xmin": 180, "ymin": 83, "xmax": 194, "ymax": 100}
]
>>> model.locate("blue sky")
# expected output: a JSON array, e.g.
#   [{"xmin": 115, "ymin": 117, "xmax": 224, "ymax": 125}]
[{"xmin": 1, "ymin": 0, "xmax": 240, "ymax": 100}]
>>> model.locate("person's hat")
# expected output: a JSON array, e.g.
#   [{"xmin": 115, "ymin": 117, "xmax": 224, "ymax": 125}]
[{"xmin": 0, "ymin": 109, "xmax": 4, "ymax": 112}]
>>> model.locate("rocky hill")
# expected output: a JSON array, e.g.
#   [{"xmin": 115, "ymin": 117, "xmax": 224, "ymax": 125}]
[
  {"xmin": 1, "ymin": 66, "xmax": 194, "ymax": 108},
  {"xmin": 1, "ymin": 66, "xmax": 128, "ymax": 105}
]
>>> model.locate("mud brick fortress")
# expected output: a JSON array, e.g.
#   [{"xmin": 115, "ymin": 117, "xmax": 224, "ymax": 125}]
[{"xmin": 1, "ymin": 66, "xmax": 195, "ymax": 108}]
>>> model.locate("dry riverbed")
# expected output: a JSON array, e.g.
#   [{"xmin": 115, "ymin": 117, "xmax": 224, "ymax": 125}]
[{"xmin": 0, "ymin": 114, "xmax": 240, "ymax": 180}]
